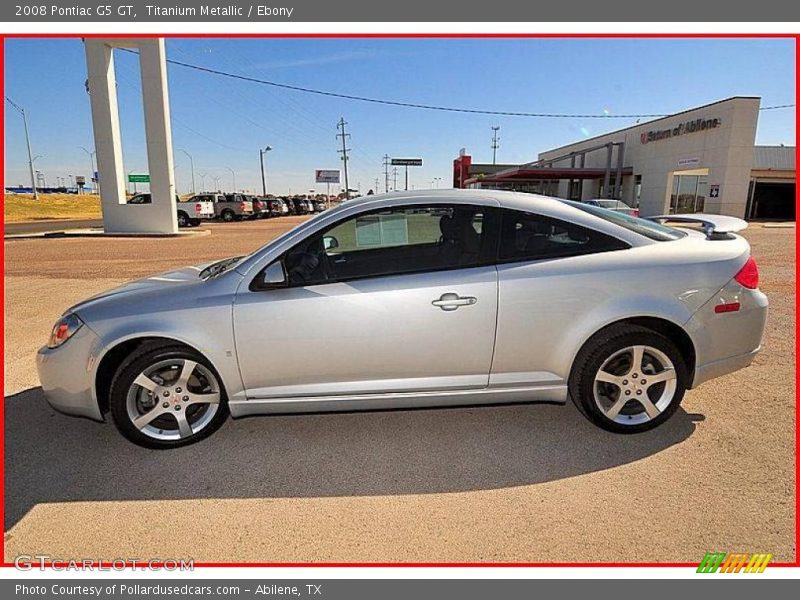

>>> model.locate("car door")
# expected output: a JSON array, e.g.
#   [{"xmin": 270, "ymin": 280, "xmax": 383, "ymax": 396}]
[
  {"xmin": 490, "ymin": 208, "xmax": 631, "ymax": 388},
  {"xmin": 233, "ymin": 203, "xmax": 500, "ymax": 400}
]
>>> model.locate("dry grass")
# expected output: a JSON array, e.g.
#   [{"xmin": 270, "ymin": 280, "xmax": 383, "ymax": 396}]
[{"xmin": 3, "ymin": 193, "xmax": 102, "ymax": 222}]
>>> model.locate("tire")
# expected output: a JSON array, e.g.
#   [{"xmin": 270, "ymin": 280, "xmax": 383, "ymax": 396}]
[
  {"xmin": 190, "ymin": 219, "xmax": 201, "ymax": 227},
  {"xmin": 109, "ymin": 342, "xmax": 229, "ymax": 449},
  {"xmin": 221, "ymin": 209, "xmax": 235, "ymax": 222},
  {"xmin": 177, "ymin": 211, "xmax": 189, "ymax": 228},
  {"xmin": 568, "ymin": 324, "xmax": 688, "ymax": 434}
]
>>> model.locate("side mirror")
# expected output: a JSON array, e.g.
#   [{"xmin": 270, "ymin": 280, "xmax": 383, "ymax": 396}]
[
  {"xmin": 323, "ymin": 235, "xmax": 339, "ymax": 251},
  {"xmin": 262, "ymin": 261, "xmax": 287, "ymax": 287}
]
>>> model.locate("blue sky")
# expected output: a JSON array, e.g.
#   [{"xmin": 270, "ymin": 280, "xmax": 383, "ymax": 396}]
[{"xmin": 4, "ymin": 37, "xmax": 796, "ymax": 195}]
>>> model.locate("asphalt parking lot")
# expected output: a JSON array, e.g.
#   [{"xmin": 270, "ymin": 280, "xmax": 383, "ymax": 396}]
[{"xmin": 3, "ymin": 218, "xmax": 796, "ymax": 563}]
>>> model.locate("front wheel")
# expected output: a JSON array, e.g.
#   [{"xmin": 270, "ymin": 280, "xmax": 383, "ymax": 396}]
[
  {"xmin": 109, "ymin": 343, "xmax": 229, "ymax": 448},
  {"xmin": 177, "ymin": 212, "xmax": 189, "ymax": 227},
  {"xmin": 221, "ymin": 210, "xmax": 235, "ymax": 222},
  {"xmin": 569, "ymin": 325, "xmax": 688, "ymax": 433}
]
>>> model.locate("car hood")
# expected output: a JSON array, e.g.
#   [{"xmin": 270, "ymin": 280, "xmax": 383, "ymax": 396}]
[{"xmin": 67, "ymin": 260, "xmax": 219, "ymax": 315}]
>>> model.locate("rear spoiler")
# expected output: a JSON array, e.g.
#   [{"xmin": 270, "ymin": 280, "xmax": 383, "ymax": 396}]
[{"xmin": 644, "ymin": 214, "xmax": 748, "ymax": 239}]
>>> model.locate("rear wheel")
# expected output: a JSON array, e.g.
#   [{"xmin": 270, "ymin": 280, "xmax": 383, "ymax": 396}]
[
  {"xmin": 190, "ymin": 218, "xmax": 201, "ymax": 227},
  {"xmin": 569, "ymin": 325, "xmax": 688, "ymax": 433},
  {"xmin": 109, "ymin": 343, "xmax": 229, "ymax": 448},
  {"xmin": 221, "ymin": 209, "xmax": 235, "ymax": 222},
  {"xmin": 177, "ymin": 211, "xmax": 189, "ymax": 227}
]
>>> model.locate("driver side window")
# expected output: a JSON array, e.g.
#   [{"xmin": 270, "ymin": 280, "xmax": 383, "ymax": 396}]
[{"xmin": 283, "ymin": 205, "xmax": 493, "ymax": 286}]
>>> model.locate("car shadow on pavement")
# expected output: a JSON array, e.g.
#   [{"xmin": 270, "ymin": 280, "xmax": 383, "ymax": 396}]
[{"xmin": 5, "ymin": 387, "xmax": 702, "ymax": 529}]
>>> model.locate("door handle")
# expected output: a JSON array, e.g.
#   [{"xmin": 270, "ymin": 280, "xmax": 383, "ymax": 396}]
[{"xmin": 432, "ymin": 293, "xmax": 478, "ymax": 311}]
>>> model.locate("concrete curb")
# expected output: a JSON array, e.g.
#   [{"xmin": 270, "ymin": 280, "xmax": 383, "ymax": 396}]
[{"xmin": 4, "ymin": 228, "xmax": 212, "ymax": 240}]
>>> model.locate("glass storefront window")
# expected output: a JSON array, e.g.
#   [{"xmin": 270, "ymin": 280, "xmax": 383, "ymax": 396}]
[{"xmin": 669, "ymin": 173, "xmax": 708, "ymax": 214}]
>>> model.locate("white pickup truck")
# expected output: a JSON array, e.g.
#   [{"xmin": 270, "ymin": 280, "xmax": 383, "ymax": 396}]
[{"xmin": 128, "ymin": 193, "xmax": 215, "ymax": 227}]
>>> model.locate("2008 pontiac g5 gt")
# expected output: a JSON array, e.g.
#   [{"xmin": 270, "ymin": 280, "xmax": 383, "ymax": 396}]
[{"xmin": 37, "ymin": 190, "xmax": 768, "ymax": 449}]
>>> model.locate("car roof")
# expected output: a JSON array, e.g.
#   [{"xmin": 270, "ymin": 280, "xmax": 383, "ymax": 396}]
[{"xmin": 341, "ymin": 188, "xmax": 585, "ymax": 219}]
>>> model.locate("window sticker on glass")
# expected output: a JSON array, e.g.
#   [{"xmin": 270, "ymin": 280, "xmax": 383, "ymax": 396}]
[
  {"xmin": 379, "ymin": 214, "xmax": 409, "ymax": 246},
  {"xmin": 355, "ymin": 215, "xmax": 383, "ymax": 247},
  {"xmin": 355, "ymin": 214, "xmax": 409, "ymax": 248}
]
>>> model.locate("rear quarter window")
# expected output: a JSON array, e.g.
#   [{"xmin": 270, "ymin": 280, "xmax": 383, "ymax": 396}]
[{"xmin": 499, "ymin": 209, "xmax": 630, "ymax": 262}]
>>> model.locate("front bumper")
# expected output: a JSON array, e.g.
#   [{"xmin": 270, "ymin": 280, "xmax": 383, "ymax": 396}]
[{"xmin": 36, "ymin": 324, "xmax": 104, "ymax": 421}]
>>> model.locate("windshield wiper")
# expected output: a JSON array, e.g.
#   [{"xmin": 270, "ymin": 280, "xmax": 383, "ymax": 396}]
[{"xmin": 200, "ymin": 256, "xmax": 243, "ymax": 279}]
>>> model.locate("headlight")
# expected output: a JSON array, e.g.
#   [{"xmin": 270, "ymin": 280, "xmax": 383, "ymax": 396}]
[{"xmin": 47, "ymin": 313, "xmax": 84, "ymax": 349}]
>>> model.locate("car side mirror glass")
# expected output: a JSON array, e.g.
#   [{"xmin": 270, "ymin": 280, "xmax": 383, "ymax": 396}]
[
  {"xmin": 323, "ymin": 235, "xmax": 339, "ymax": 251},
  {"xmin": 262, "ymin": 261, "xmax": 287, "ymax": 287}
]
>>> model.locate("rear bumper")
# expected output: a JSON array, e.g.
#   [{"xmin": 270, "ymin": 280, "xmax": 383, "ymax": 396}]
[
  {"xmin": 687, "ymin": 281, "xmax": 768, "ymax": 388},
  {"xmin": 36, "ymin": 325, "xmax": 104, "ymax": 421},
  {"xmin": 693, "ymin": 347, "xmax": 761, "ymax": 388}
]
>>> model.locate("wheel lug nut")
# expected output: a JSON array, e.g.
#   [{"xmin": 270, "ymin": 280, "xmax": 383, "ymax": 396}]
[
  {"xmin": 162, "ymin": 402, "xmax": 169, "ymax": 408},
  {"xmin": 174, "ymin": 405, "xmax": 181, "ymax": 411},
  {"xmin": 632, "ymin": 373, "xmax": 638, "ymax": 378},
  {"xmin": 636, "ymin": 390, "xmax": 642, "ymax": 395},
  {"xmin": 183, "ymin": 396, "xmax": 189, "ymax": 401},
  {"xmin": 625, "ymin": 390, "xmax": 631, "ymax": 395},
  {"xmin": 163, "ymin": 391, "xmax": 170, "ymax": 397},
  {"xmin": 641, "ymin": 379, "xmax": 646, "ymax": 385},
  {"xmin": 622, "ymin": 380, "xmax": 628, "ymax": 385},
  {"xmin": 176, "ymin": 387, "xmax": 182, "ymax": 393}
]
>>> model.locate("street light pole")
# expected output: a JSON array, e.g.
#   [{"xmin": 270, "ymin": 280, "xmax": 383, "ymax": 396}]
[
  {"xmin": 79, "ymin": 146, "xmax": 97, "ymax": 195},
  {"xmin": 260, "ymin": 146, "xmax": 272, "ymax": 196},
  {"xmin": 178, "ymin": 148, "xmax": 195, "ymax": 194},
  {"xmin": 6, "ymin": 97, "xmax": 39, "ymax": 200},
  {"xmin": 226, "ymin": 167, "xmax": 236, "ymax": 193}
]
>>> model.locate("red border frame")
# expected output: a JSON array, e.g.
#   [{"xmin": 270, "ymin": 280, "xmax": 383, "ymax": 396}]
[{"xmin": 0, "ymin": 31, "xmax": 797, "ymax": 570}]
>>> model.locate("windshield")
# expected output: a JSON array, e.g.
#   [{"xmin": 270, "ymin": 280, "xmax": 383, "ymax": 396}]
[{"xmin": 564, "ymin": 200, "xmax": 685, "ymax": 241}]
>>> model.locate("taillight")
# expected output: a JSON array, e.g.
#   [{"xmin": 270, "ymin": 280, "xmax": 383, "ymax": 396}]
[
  {"xmin": 240, "ymin": 202, "xmax": 246, "ymax": 210},
  {"xmin": 632, "ymin": 209, "xmax": 640, "ymax": 217},
  {"xmin": 195, "ymin": 203, "xmax": 202, "ymax": 212},
  {"xmin": 734, "ymin": 257, "xmax": 759, "ymax": 289}
]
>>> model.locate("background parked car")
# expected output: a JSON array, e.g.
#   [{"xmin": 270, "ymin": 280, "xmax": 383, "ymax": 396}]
[
  {"xmin": 217, "ymin": 193, "xmax": 254, "ymax": 221},
  {"xmin": 247, "ymin": 195, "xmax": 270, "ymax": 219},
  {"xmin": 583, "ymin": 199, "xmax": 639, "ymax": 217},
  {"xmin": 128, "ymin": 193, "xmax": 213, "ymax": 227},
  {"xmin": 263, "ymin": 197, "xmax": 288, "ymax": 217}
]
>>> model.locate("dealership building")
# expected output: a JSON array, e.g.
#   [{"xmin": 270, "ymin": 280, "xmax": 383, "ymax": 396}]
[{"xmin": 454, "ymin": 97, "xmax": 795, "ymax": 220}]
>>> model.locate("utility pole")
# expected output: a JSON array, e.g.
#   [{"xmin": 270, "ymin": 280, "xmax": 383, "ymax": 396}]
[
  {"xmin": 383, "ymin": 154, "xmax": 391, "ymax": 193},
  {"xmin": 374, "ymin": 177, "xmax": 379, "ymax": 194},
  {"xmin": 178, "ymin": 148, "xmax": 195, "ymax": 194},
  {"xmin": 260, "ymin": 145, "xmax": 272, "ymax": 195},
  {"xmin": 336, "ymin": 117, "xmax": 351, "ymax": 200},
  {"xmin": 392, "ymin": 167, "xmax": 398, "ymax": 191},
  {"xmin": 491, "ymin": 126, "xmax": 500, "ymax": 165},
  {"xmin": 6, "ymin": 97, "xmax": 39, "ymax": 200}
]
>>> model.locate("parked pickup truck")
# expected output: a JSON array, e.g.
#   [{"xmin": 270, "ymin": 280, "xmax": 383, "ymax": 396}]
[
  {"xmin": 128, "ymin": 193, "xmax": 214, "ymax": 227},
  {"xmin": 217, "ymin": 193, "xmax": 255, "ymax": 221}
]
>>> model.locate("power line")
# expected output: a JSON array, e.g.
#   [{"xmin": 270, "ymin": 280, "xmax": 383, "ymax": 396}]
[{"xmin": 119, "ymin": 48, "xmax": 795, "ymax": 119}]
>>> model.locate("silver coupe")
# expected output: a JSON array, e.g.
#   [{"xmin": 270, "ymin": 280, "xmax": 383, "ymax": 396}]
[{"xmin": 37, "ymin": 190, "xmax": 768, "ymax": 448}]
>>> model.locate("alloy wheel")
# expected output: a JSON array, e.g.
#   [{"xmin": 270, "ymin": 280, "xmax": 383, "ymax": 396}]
[
  {"xmin": 126, "ymin": 358, "xmax": 221, "ymax": 441},
  {"xmin": 593, "ymin": 345, "xmax": 677, "ymax": 426}
]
